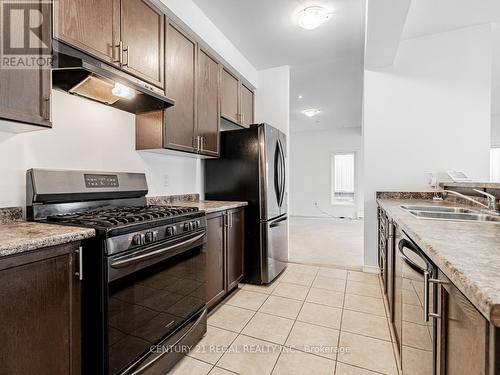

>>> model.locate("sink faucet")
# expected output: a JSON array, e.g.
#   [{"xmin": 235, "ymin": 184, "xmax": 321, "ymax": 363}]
[{"xmin": 443, "ymin": 189, "xmax": 498, "ymax": 213}]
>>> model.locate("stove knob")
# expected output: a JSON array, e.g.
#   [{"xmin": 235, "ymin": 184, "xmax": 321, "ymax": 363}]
[
  {"xmin": 166, "ymin": 227, "xmax": 174, "ymax": 236},
  {"xmin": 189, "ymin": 221, "xmax": 196, "ymax": 230},
  {"xmin": 145, "ymin": 231, "xmax": 157, "ymax": 243},
  {"xmin": 183, "ymin": 222, "xmax": 190, "ymax": 231},
  {"xmin": 133, "ymin": 233, "xmax": 145, "ymax": 246},
  {"xmin": 196, "ymin": 220, "xmax": 201, "ymax": 228}
]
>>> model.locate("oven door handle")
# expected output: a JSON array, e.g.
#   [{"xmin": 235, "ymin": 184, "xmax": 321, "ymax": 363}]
[{"xmin": 110, "ymin": 232, "xmax": 206, "ymax": 269}]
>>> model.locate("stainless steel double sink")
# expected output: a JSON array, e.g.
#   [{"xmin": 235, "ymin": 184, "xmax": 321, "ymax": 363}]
[{"xmin": 400, "ymin": 205, "xmax": 500, "ymax": 223}]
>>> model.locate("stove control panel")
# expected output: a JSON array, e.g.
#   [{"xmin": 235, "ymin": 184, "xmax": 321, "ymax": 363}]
[{"xmin": 106, "ymin": 216, "xmax": 207, "ymax": 255}]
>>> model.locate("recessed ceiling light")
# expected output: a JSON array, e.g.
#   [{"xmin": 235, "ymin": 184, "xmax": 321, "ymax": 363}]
[
  {"xmin": 296, "ymin": 6, "xmax": 332, "ymax": 30},
  {"xmin": 302, "ymin": 109, "xmax": 321, "ymax": 118},
  {"xmin": 298, "ymin": 95, "xmax": 303, "ymax": 99}
]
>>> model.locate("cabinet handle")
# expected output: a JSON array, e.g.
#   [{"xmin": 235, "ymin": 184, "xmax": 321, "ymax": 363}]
[
  {"xmin": 200, "ymin": 136, "xmax": 204, "ymax": 153},
  {"xmin": 75, "ymin": 246, "xmax": 83, "ymax": 281},
  {"xmin": 118, "ymin": 41, "xmax": 124, "ymax": 65},
  {"xmin": 114, "ymin": 42, "xmax": 122, "ymax": 64},
  {"xmin": 229, "ymin": 212, "xmax": 233, "ymax": 228},
  {"xmin": 123, "ymin": 44, "xmax": 129, "ymax": 67},
  {"xmin": 42, "ymin": 95, "xmax": 50, "ymax": 120}
]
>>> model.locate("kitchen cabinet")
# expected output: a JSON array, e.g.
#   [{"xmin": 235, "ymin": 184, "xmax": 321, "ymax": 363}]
[
  {"xmin": 137, "ymin": 22, "xmax": 221, "ymax": 157},
  {"xmin": 240, "ymin": 84, "xmax": 255, "ymax": 127},
  {"xmin": 164, "ymin": 20, "xmax": 197, "ymax": 153},
  {"xmin": 221, "ymin": 68, "xmax": 240, "ymax": 124},
  {"xmin": 120, "ymin": 0, "xmax": 165, "ymax": 88},
  {"xmin": 226, "ymin": 208, "xmax": 245, "ymax": 290},
  {"xmin": 54, "ymin": 0, "xmax": 164, "ymax": 89},
  {"xmin": 0, "ymin": 0, "xmax": 51, "ymax": 130},
  {"xmin": 54, "ymin": 0, "xmax": 119, "ymax": 65},
  {"xmin": 206, "ymin": 208, "xmax": 245, "ymax": 309},
  {"xmin": 197, "ymin": 47, "xmax": 220, "ymax": 157},
  {"xmin": 221, "ymin": 68, "xmax": 254, "ymax": 128},
  {"xmin": 435, "ymin": 270, "xmax": 489, "ymax": 375},
  {"xmin": 206, "ymin": 213, "xmax": 226, "ymax": 308},
  {"xmin": 0, "ymin": 242, "xmax": 82, "ymax": 375},
  {"xmin": 378, "ymin": 202, "xmax": 498, "ymax": 375}
]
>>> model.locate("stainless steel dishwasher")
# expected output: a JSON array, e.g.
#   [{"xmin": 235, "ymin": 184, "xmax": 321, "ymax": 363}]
[{"xmin": 395, "ymin": 227, "xmax": 437, "ymax": 375}]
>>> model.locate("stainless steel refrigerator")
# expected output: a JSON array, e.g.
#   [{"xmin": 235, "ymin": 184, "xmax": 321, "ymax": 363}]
[{"xmin": 204, "ymin": 123, "xmax": 288, "ymax": 284}]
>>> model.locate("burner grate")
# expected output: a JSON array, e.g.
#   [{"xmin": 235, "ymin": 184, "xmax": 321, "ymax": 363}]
[{"xmin": 46, "ymin": 205, "xmax": 199, "ymax": 228}]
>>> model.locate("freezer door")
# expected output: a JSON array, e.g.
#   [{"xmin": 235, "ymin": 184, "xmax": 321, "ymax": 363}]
[{"xmin": 261, "ymin": 215, "xmax": 288, "ymax": 284}]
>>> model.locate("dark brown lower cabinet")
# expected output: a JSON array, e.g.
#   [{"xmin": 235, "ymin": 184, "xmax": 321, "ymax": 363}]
[
  {"xmin": 379, "ymin": 203, "xmax": 499, "ymax": 375},
  {"xmin": 0, "ymin": 242, "xmax": 81, "ymax": 375},
  {"xmin": 436, "ymin": 270, "xmax": 489, "ymax": 375},
  {"xmin": 206, "ymin": 208, "xmax": 245, "ymax": 309}
]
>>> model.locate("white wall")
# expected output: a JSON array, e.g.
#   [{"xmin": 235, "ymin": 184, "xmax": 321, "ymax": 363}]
[
  {"xmin": 290, "ymin": 127, "xmax": 364, "ymax": 218},
  {"xmin": 0, "ymin": 91, "xmax": 203, "ymax": 208},
  {"xmin": 492, "ymin": 114, "xmax": 500, "ymax": 146},
  {"xmin": 156, "ymin": 0, "xmax": 257, "ymax": 87},
  {"xmin": 255, "ymin": 66, "xmax": 291, "ymax": 135},
  {"xmin": 364, "ymin": 24, "xmax": 492, "ymax": 268}
]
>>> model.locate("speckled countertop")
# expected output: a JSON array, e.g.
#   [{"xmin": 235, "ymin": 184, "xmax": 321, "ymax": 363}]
[
  {"xmin": 378, "ymin": 198, "xmax": 500, "ymax": 325},
  {"xmin": 148, "ymin": 196, "xmax": 248, "ymax": 214},
  {"xmin": 0, "ymin": 222, "xmax": 95, "ymax": 258}
]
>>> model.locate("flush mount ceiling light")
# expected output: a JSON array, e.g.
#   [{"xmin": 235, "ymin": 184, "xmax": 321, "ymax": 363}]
[
  {"xmin": 302, "ymin": 108, "xmax": 321, "ymax": 117},
  {"xmin": 296, "ymin": 6, "xmax": 332, "ymax": 30}
]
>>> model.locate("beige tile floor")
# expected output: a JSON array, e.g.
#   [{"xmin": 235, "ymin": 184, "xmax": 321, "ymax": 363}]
[
  {"xmin": 168, "ymin": 264, "xmax": 400, "ymax": 375},
  {"xmin": 289, "ymin": 217, "xmax": 364, "ymax": 269}
]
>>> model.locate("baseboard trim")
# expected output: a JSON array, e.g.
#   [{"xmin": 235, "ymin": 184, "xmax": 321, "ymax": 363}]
[{"xmin": 363, "ymin": 265, "xmax": 380, "ymax": 274}]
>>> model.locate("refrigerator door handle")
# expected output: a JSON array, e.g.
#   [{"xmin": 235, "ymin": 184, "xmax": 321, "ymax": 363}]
[
  {"xmin": 277, "ymin": 138, "xmax": 286, "ymax": 207},
  {"xmin": 274, "ymin": 141, "xmax": 282, "ymax": 207},
  {"xmin": 270, "ymin": 215, "xmax": 287, "ymax": 228}
]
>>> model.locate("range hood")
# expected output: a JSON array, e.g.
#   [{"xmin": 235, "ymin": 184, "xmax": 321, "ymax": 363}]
[{"xmin": 52, "ymin": 41, "xmax": 174, "ymax": 114}]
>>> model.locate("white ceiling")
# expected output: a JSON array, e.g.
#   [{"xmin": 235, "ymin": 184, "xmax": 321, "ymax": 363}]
[{"xmin": 192, "ymin": 0, "xmax": 366, "ymax": 131}]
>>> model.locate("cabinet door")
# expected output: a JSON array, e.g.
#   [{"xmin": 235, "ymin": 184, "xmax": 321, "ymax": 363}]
[
  {"xmin": 240, "ymin": 84, "xmax": 254, "ymax": 128},
  {"xmin": 226, "ymin": 208, "xmax": 245, "ymax": 291},
  {"xmin": 120, "ymin": 0, "xmax": 165, "ymax": 88},
  {"xmin": 206, "ymin": 213, "xmax": 226, "ymax": 309},
  {"xmin": 164, "ymin": 21, "xmax": 197, "ymax": 153},
  {"xmin": 0, "ymin": 246, "xmax": 81, "ymax": 375},
  {"xmin": 0, "ymin": 0, "xmax": 51, "ymax": 128},
  {"xmin": 221, "ymin": 68, "xmax": 239, "ymax": 124},
  {"xmin": 197, "ymin": 48, "xmax": 220, "ymax": 157},
  {"xmin": 54, "ymin": 0, "xmax": 120, "ymax": 64},
  {"xmin": 436, "ymin": 271, "xmax": 488, "ymax": 375}
]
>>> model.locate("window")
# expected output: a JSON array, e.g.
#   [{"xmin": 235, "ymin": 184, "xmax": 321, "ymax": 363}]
[
  {"xmin": 332, "ymin": 152, "xmax": 355, "ymax": 204},
  {"xmin": 491, "ymin": 148, "xmax": 500, "ymax": 182}
]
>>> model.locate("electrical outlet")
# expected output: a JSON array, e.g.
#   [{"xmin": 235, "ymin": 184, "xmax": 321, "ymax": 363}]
[{"xmin": 163, "ymin": 174, "xmax": 168, "ymax": 188}]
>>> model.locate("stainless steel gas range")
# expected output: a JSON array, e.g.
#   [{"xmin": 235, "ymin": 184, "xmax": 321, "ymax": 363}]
[{"xmin": 26, "ymin": 169, "xmax": 207, "ymax": 375}]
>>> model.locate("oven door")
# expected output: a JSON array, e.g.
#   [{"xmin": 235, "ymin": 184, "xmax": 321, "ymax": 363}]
[{"xmin": 106, "ymin": 232, "xmax": 207, "ymax": 375}]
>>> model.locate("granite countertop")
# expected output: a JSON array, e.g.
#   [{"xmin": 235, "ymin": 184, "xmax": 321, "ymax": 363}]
[
  {"xmin": 377, "ymin": 198, "xmax": 500, "ymax": 326},
  {"xmin": 147, "ymin": 196, "xmax": 248, "ymax": 214},
  {"xmin": 176, "ymin": 200, "xmax": 248, "ymax": 214},
  {"xmin": 0, "ymin": 221, "xmax": 95, "ymax": 258}
]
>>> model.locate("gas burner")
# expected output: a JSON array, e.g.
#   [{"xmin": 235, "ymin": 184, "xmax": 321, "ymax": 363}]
[{"xmin": 46, "ymin": 205, "xmax": 199, "ymax": 228}]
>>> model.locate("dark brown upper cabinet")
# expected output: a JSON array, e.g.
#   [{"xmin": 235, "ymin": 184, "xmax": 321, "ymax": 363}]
[
  {"xmin": 221, "ymin": 68, "xmax": 255, "ymax": 128},
  {"xmin": 54, "ymin": 0, "xmax": 164, "ymax": 89},
  {"xmin": 54, "ymin": 0, "xmax": 120, "ymax": 65},
  {"xmin": 197, "ymin": 47, "xmax": 220, "ymax": 157},
  {"xmin": 120, "ymin": 0, "xmax": 165, "ymax": 88},
  {"xmin": 221, "ymin": 68, "xmax": 240, "ymax": 124},
  {"xmin": 0, "ymin": 0, "xmax": 52, "ymax": 131},
  {"xmin": 240, "ymin": 83, "xmax": 254, "ymax": 127},
  {"xmin": 164, "ymin": 20, "xmax": 197, "ymax": 153}
]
